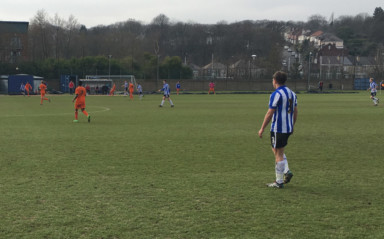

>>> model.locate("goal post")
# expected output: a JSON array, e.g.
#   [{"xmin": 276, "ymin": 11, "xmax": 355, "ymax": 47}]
[{"xmin": 79, "ymin": 75, "xmax": 136, "ymax": 95}]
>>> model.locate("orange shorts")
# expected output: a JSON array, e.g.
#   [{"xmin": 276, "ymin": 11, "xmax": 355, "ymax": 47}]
[
  {"xmin": 209, "ymin": 88, "xmax": 215, "ymax": 91},
  {"xmin": 75, "ymin": 102, "xmax": 86, "ymax": 109}
]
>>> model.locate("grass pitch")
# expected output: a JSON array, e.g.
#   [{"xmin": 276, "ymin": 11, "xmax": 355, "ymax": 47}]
[{"xmin": 0, "ymin": 92, "xmax": 383, "ymax": 238}]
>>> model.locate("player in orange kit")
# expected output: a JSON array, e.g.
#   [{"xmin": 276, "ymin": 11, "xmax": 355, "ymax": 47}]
[
  {"xmin": 208, "ymin": 81, "xmax": 215, "ymax": 95},
  {"xmin": 129, "ymin": 82, "xmax": 134, "ymax": 100},
  {"xmin": 72, "ymin": 81, "xmax": 90, "ymax": 123},
  {"xmin": 39, "ymin": 80, "xmax": 51, "ymax": 105},
  {"xmin": 109, "ymin": 83, "xmax": 116, "ymax": 96},
  {"xmin": 25, "ymin": 82, "xmax": 32, "ymax": 96}
]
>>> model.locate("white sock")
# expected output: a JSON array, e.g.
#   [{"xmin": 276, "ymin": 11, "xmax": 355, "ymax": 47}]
[
  {"xmin": 283, "ymin": 154, "xmax": 290, "ymax": 174},
  {"xmin": 169, "ymin": 99, "xmax": 174, "ymax": 105},
  {"xmin": 161, "ymin": 100, "xmax": 164, "ymax": 106},
  {"xmin": 275, "ymin": 161, "xmax": 285, "ymax": 184}
]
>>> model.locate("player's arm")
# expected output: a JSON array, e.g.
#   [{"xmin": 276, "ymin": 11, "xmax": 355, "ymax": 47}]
[
  {"xmin": 258, "ymin": 108, "xmax": 275, "ymax": 138},
  {"xmin": 72, "ymin": 94, "xmax": 78, "ymax": 102},
  {"xmin": 291, "ymin": 106, "xmax": 298, "ymax": 134}
]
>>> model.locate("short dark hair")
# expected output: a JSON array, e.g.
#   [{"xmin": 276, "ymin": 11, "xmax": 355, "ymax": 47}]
[
  {"xmin": 78, "ymin": 81, "xmax": 83, "ymax": 86},
  {"xmin": 273, "ymin": 71, "xmax": 287, "ymax": 85}
]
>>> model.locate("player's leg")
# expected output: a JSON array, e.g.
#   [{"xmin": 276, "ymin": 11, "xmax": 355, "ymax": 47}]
[
  {"xmin": 159, "ymin": 95, "xmax": 165, "ymax": 107},
  {"xmin": 74, "ymin": 108, "xmax": 79, "ymax": 122},
  {"xmin": 81, "ymin": 108, "xmax": 90, "ymax": 122},
  {"xmin": 265, "ymin": 147, "xmax": 285, "ymax": 188},
  {"xmin": 373, "ymin": 93, "xmax": 379, "ymax": 104},
  {"xmin": 267, "ymin": 132, "xmax": 286, "ymax": 188},
  {"xmin": 42, "ymin": 93, "xmax": 50, "ymax": 102},
  {"xmin": 168, "ymin": 97, "xmax": 174, "ymax": 107},
  {"xmin": 371, "ymin": 93, "xmax": 378, "ymax": 105},
  {"xmin": 283, "ymin": 153, "xmax": 293, "ymax": 184}
]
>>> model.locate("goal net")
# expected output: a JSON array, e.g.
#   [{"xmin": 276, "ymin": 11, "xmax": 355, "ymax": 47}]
[{"xmin": 79, "ymin": 75, "xmax": 136, "ymax": 95}]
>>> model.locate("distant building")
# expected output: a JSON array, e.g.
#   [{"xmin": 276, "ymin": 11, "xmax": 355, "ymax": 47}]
[
  {"xmin": 187, "ymin": 63, "xmax": 201, "ymax": 79},
  {"xmin": 201, "ymin": 62, "xmax": 227, "ymax": 79},
  {"xmin": 0, "ymin": 21, "xmax": 29, "ymax": 64},
  {"xmin": 318, "ymin": 33, "xmax": 344, "ymax": 49},
  {"xmin": 318, "ymin": 43, "xmax": 348, "ymax": 58},
  {"xmin": 309, "ymin": 31, "xmax": 324, "ymax": 47}
]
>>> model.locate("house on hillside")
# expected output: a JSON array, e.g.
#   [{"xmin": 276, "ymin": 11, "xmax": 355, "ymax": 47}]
[
  {"xmin": 187, "ymin": 63, "xmax": 201, "ymax": 79},
  {"xmin": 0, "ymin": 21, "xmax": 29, "ymax": 64},
  {"xmin": 284, "ymin": 28, "xmax": 303, "ymax": 44},
  {"xmin": 318, "ymin": 33, "xmax": 344, "ymax": 49},
  {"xmin": 309, "ymin": 31, "xmax": 323, "ymax": 47},
  {"xmin": 200, "ymin": 62, "xmax": 227, "ymax": 79},
  {"xmin": 317, "ymin": 55, "xmax": 379, "ymax": 81},
  {"xmin": 228, "ymin": 60, "xmax": 266, "ymax": 80},
  {"xmin": 318, "ymin": 43, "xmax": 348, "ymax": 57},
  {"xmin": 298, "ymin": 30, "xmax": 311, "ymax": 43}
]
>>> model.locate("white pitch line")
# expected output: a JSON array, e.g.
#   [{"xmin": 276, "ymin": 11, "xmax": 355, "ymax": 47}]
[{"xmin": 2, "ymin": 106, "xmax": 111, "ymax": 118}]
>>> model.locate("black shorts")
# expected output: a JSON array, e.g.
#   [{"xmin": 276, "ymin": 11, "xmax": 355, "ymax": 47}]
[
  {"xmin": 270, "ymin": 132, "xmax": 291, "ymax": 149},
  {"xmin": 371, "ymin": 92, "xmax": 376, "ymax": 97}
]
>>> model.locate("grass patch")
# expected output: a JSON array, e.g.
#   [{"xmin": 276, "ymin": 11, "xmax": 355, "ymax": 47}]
[{"xmin": 0, "ymin": 92, "xmax": 383, "ymax": 238}]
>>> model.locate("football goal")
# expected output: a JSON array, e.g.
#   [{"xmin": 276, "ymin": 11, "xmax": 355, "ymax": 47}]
[{"xmin": 79, "ymin": 75, "xmax": 136, "ymax": 95}]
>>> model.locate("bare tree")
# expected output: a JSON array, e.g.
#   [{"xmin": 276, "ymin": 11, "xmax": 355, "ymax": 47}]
[{"xmin": 29, "ymin": 9, "xmax": 51, "ymax": 60}]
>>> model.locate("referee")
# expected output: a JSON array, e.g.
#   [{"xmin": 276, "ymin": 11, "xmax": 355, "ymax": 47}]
[{"xmin": 258, "ymin": 71, "xmax": 298, "ymax": 188}]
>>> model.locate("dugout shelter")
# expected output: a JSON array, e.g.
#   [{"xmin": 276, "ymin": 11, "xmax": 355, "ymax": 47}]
[
  {"xmin": 78, "ymin": 78, "xmax": 113, "ymax": 95},
  {"xmin": 0, "ymin": 74, "xmax": 43, "ymax": 95}
]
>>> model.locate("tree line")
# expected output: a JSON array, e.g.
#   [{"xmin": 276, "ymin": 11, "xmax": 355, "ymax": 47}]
[{"xmin": 4, "ymin": 7, "xmax": 384, "ymax": 80}]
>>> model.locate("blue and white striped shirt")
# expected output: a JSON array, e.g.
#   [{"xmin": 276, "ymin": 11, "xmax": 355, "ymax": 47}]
[
  {"xmin": 269, "ymin": 86, "xmax": 297, "ymax": 133},
  {"xmin": 370, "ymin": 81, "xmax": 377, "ymax": 93},
  {"xmin": 161, "ymin": 83, "xmax": 171, "ymax": 95}
]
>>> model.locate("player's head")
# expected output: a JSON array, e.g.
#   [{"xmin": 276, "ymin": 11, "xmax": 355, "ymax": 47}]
[
  {"xmin": 78, "ymin": 81, "xmax": 83, "ymax": 86},
  {"xmin": 273, "ymin": 71, "xmax": 287, "ymax": 85},
  {"xmin": 370, "ymin": 78, "xmax": 374, "ymax": 82},
  {"xmin": 163, "ymin": 80, "xmax": 166, "ymax": 84}
]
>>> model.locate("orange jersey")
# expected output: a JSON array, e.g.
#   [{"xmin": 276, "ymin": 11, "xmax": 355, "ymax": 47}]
[
  {"xmin": 129, "ymin": 83, "xmax": 134, "ymax": 91},
  {"xmin": 39, "ymin": 83, "xmax": 47, "ymax": 94},
  {"xmin": 25, "ymin": 83, "xmax": 32, "ymax": 91},
  {"xmin": 75, "ymin": 86, "xmax": 87, "ymax": 104}
]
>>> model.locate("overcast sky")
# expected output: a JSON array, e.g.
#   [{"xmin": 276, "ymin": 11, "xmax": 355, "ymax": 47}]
[{"xmin": 1, "ymin": 0, "xmax": 383, "ymax": 27}]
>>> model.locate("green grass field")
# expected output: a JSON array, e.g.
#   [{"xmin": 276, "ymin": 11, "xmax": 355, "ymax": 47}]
[{"xmin": 1, "ymin": 92, "xmax": 383, "ymax": 238}]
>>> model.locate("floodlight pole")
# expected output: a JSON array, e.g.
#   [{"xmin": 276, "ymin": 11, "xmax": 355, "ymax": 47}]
[
  {"xmin": 251, "ymin": 54, "xmax": 257, "ymax": 79},
  {"xmin": 108, "ymin": 55, "xmax": 112, "ymax": 80},
  {"xmin": 307, "ymin": 52, "xmax": 312, "ymax": 91}
]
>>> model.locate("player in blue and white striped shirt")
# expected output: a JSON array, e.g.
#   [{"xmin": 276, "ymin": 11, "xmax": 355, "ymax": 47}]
[
  {"xmin": 158, "ymin": 80, "xmax": 174, "ymax": 107},
  {"xmin": 137, "ymin": 83, "xmax": 143, "ymax": 100},
  {"xmin": 368, "ymin": 78, "xmax": 379, "ymax": 106},
  {"xmin": 259, "ymin": 71, "xmax": 298, "ymax": 188}
]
